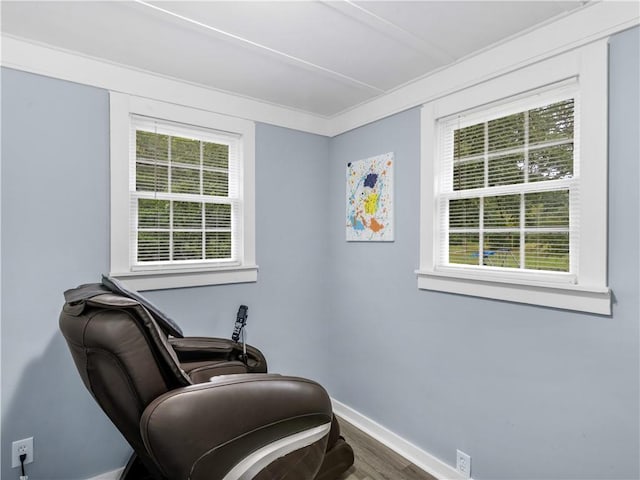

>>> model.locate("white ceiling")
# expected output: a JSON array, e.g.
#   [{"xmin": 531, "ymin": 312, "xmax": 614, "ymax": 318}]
[{"xmin": 1, "ymin": 1, "xmax": 585, "ymax": 117}]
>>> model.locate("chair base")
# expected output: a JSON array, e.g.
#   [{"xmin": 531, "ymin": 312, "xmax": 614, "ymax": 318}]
[
  {"xmin": 118, "ymin": 439, "xmax": 354, "ymax": 480},
  {"xmin": 119, "ymin": 453, "xmax": 158, "ymax": 480},
  {"xmin": 118, "ymin": 438, "xmax": 353, "ymax": 480},
  {"xmin": 314, "ymin": 437, "xmax": 355, "ymax": 480}
]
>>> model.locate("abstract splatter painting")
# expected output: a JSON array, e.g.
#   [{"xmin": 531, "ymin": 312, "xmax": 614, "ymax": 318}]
[{"xmin": 346, "ymin": 152, "xmax": 394, "ymax": 241}]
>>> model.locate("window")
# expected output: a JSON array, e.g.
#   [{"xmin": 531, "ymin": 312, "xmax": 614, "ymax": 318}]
[
  {"xmin": 440, "ymin": 86, "xmax": 577, "ymax": 281},
  {"xmin": 132, "ymin": 117, "xmax": 239, "ymax": 266},
  {"xmin": 418, "ymin": 41, "xmax": 610, "ymax": 314},
  {"xmin": 110, "ymin": 94, "xmax": 256, "ymax": 290}
]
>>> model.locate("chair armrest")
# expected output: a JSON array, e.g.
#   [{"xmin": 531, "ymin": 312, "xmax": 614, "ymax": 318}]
[
  {"xmin": 169, "ymin": 336, "xmax": 234, "ymax": 355},
  {"xmin": 140, "ymin": 374, "xmax": 332, "ymax": 480},
  {"xmin": 169, "ymin": 336, "xmax": 267, "ymax": 373}
]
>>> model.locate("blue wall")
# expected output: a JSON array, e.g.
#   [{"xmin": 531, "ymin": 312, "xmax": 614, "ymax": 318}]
[
  {"xmin": 0, "ymin": 69, "xmax": 128, "ymax": 478},
  {"xmin": 1, "ymin": 26, "xmax": 638, "ymax": 480},
  {"xmin": 0, "ymin": 68, "xmax": 330, "ymax": 479},
  {"xmin": 327, "ymin": 27, "xmax": 639, "ymax": 480}
]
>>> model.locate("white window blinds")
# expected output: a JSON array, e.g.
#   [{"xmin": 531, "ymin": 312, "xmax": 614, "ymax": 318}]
[
  {"xmin": 130, "ymin": 115, "xmax": 242, "ymax": 268},
  {"xmin": 436, "ymin": 84, "xmax": 579, "ymax": 283}
]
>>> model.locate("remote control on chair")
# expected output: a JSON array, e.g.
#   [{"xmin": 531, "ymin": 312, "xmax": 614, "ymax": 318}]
[{"xmin": 232, "ymin": 305, "xmax": 249, "ymax": 364}]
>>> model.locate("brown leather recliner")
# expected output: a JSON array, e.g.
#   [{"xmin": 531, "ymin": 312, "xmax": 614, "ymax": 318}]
[{"xmin": 59, "ymin": 280, "xmax": 354, "ymax": 480}]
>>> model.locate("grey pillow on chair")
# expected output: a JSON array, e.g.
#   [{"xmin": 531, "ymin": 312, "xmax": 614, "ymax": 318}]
[{"xmin": 101, "ymin": 274, "xmax": 184, "ymax": 338}]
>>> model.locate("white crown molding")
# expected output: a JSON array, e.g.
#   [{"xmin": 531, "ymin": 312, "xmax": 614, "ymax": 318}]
[
  {"xmin": 0, "ymin": 34, "xmax": 332, "ymax": 137},
  {"xmin": 332, "ymin": 398, "xmax": 466, "ymax": 480},
  {"xmin": 1, "ymin": 1, "xmax": 638, "ymax": 139},
  {"xmin": 327, "ymin": 1, "xmax": 640, "ymax": 136}
]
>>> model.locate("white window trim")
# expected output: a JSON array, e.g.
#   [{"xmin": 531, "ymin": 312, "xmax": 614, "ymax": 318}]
[
  {"xmin": 417, "ymin": 40, "xmax": 611, "ymax": 315},
  {"xmin": 110, "ymin": 92, "xmax": 257, "ymax": 290}
]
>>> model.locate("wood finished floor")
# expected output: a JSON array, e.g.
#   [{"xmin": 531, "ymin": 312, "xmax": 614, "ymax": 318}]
[{"xmin": 337, "ymin": 418, "xmax": 438, "ymax": 480}]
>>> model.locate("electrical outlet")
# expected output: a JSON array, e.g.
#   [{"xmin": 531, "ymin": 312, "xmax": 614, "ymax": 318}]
[
  {"xmin": 456, "ymin": 449, "xmax": 471, "ymax": 479},
  {"xmin": 11, "ymin": 437, "xmax": 34, "ymax": 468}
]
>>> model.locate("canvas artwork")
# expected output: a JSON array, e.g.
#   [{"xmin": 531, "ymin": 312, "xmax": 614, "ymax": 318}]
[{"xmin": 346, "ymin": 152, "xmax": 394, "ymax": 241}]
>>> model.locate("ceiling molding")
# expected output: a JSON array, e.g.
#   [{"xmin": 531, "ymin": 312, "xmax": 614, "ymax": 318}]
[
  {"xmin": 0, "ymin": 34, "xmax": 332, "ymax": 136},
  {"xmin": 327, "ymin": 1, "xmax": 640, "ymax": 136},
  {"xmin": 1, "ymin": 2, "xmax": 637, "ymax": 139}
]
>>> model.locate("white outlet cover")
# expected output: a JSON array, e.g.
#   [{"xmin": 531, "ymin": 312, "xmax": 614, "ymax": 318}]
[
  {"xmin": 456, "ymin": 449, "xmax": 471, "ymax": 479},
  {"xmin": 11, "ymin": 437, "xmax": 34, "ymax": 468}
]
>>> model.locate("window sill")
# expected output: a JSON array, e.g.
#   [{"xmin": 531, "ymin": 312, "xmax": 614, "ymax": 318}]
[
  {"xmin": 110, "ymin": 265, "xmax": 258, "ymax": 291},
  {"xmin": 416, "ymin": 269, "xmax": 611, "ymax": 315}
]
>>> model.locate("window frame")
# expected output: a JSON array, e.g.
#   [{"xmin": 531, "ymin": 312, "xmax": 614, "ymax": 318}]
[
  {"xmin": 110, "ymin": 93, "xmax": 257, "ymax": 290},
  {"xmin": 418, "ymin": 40, "xmax": 611, "ymax": 314}
]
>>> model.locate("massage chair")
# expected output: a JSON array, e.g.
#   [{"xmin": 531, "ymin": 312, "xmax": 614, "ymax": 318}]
[{"xmin": 59, "ymin": 277, "xmax": 354, "ymax": 480}]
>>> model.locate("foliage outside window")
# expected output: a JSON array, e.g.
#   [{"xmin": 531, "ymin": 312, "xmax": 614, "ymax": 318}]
[
  {"xmin": 132, "ymin": 117, "xmax": 240, "ymax": 268},
  {"xmin": 442, "ymin": 97, "xmax": 576, "ymax": 278}
]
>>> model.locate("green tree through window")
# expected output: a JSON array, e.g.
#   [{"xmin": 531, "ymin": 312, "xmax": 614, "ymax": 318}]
[
  {"xmin": 448, "ymin": 99, "xmax": 574, "ymax": 272},
  {"xmin": 134, "ymin": 127, "xmax": 234, "ymax": 264}
]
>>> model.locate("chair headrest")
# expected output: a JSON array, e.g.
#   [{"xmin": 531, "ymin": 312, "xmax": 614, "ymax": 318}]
[{"xmin": 62, "ymin": 276, "xmax": 184, "ymax": 338}]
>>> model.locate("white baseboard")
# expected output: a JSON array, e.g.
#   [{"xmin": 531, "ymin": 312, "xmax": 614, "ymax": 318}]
[
  {"xmin": 331, "ymin": 398, "xmax": 466, "ymax": 480},
  {"xmin": 85, "ymin": 467, "xmax": 124, "ymax": 480}
]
